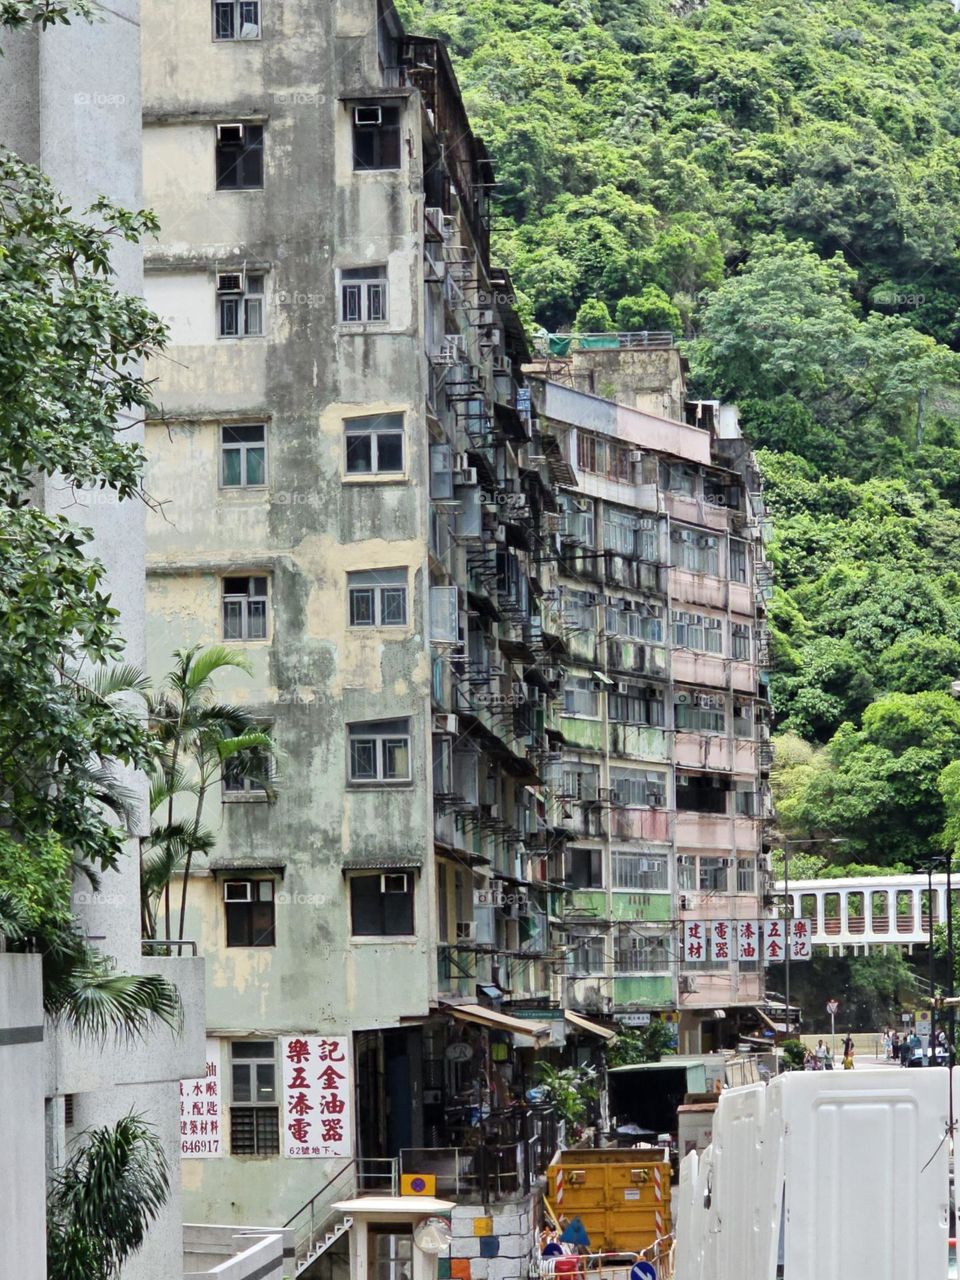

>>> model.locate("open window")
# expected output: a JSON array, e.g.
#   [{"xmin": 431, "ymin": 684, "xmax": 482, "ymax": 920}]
[
  {"xmin": 215, "ymin": 122, "xmax": 264, "ymax": 190},
  {"xmin": 352, "ymin": 103, "xmax": 402, "ymax": 170},
  {"xmin": 350, "ymin": 872, "xmax": 415, "ymax": 936},
  {"xmin": 213, "ymin": 0, "xmax": 260, "ymax": 39}
]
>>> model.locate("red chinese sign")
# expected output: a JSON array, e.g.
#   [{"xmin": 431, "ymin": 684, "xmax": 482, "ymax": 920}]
[
  {"xmin": 180, "ymin": 1039, "xmax": 222, "ymax": 1158},
  {"xmin": 764, "ymin": 918, "xmax": 813, "ymax": 962},
  {"xmin": 282, "ymin": 1036, "xmax": 352, "ymax": 1158},
  {"xmin": 683, "ymin": 921, "xmax": 705, "ymax": 963},
  {"xmin": 737, "ymin": 920, "xmax": 759, "ymax": 962}
]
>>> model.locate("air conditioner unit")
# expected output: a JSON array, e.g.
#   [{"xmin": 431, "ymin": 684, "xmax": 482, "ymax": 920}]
[
  {"xmin": 677, "ymin": 773, "xmax": 692, "ymax": 786},
  {"xmin": 639, "ymin": 518, "xmax": 656, "ymax": 530},
  {"xmin": 629, "ymin": 450, "xmax": 644, "ymax": 462},
  {"xmin": 455, "ymin": 467, "xmax": 478, "ymax": 487},
  {"xmin": 217, "ymin": 272, "xmax": 244, "ymax": 294},
  {"xmin": 217, "ymin": 122, "xmax": 245, "ymax": 143},
  {"xmin": 425, "ymin": 205, "xmax": 444, "ymax": 228},
  {"xmin": 615, "ymin": 681, "xmax": 630, "ymax": 695},
  {"xmin": 354, "ymin": 105, "xmax": 382, "ymax": 127},
  {"xmin": 679, "ymin": 975, "xmax": 698, "ymax": 994},
  {"xmin": 454, "ymin": 452, "xmax": 471, "ymax": 472},
  {"xmin": 223, "ymin": 880, "xmax": 253, "ymax": 902},
  {"xmin": 477, "ymin": 309, "xmax": 494, "ymax": 326},
  {"xmin": 494, "ymin": 526, "xmax": 506, "ymax": 543},
  {"xmin": 676, "ymin": 692, "xmax": 691, "ymax": 704},
  {"xmin": 381, "ymin": 873, "xmax": 409, "ymax": 894},
  {"xmin": 441, "ymin": 214, "xmax": 456, "ymax": 238},
  {"xmin": 433, "ymin": 713, "xmax": 458, "ymax": 735},
  {"xmin": 456, "ymin": 920, "xmax": 477, "ymax": 941}
]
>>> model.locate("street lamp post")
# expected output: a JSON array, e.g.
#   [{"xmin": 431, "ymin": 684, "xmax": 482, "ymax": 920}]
[{"xmin": 927, "ymin": 862, "xmax": 936, "ymax": 1065}]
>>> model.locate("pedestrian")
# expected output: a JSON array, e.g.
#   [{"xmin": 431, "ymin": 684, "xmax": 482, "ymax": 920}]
[
  {"xmin": 814, "ymin": 1039, "xmax": 829, "ymax": 1069},
  {"xmin": 843, "ymin": 1032, "xmax": 854, "ymax": 1059},
  {"xmin": 900, "ymin": 1034, "xmax": 911, "ymax": 1067},
  {"xmin": 882, "ymin": 1029, "xmax": 892, "ymax": 1060},
  {"xmin": 891, "ymin": 1030, "xmax": 900, "ymax": 1061}
]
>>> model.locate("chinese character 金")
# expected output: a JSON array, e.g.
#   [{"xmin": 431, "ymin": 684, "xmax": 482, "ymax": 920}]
[{"xmin": 317, "ymin": 1066, "xmax": 346, "ymax": 1090}]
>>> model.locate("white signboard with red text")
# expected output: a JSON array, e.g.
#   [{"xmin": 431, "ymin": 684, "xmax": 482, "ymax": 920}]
[
  {"xmin": 180, "ymin": 1039, "xmax": 223, "ymax": 1158},
  {"xmin": 282, "ymin": 1035, "xmax": 352, "ymax": 1159}
]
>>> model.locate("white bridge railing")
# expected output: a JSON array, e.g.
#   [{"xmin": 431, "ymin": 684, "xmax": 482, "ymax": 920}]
[{"xmin": 774, "ymin": 872, "xmax": 955, "ymax": 952}]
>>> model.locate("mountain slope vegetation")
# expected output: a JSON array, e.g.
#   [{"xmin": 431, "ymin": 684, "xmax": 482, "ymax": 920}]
[{"xmin": 399, "ymin": 0, "xmax": 960, "ymax": 867}]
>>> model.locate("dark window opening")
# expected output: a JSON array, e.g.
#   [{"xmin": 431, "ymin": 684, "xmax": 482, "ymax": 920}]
[
  {"xmin": 216, "ymin": 123, "xmax": 264, "ymax": 190},
  {"xmin": 350, "ymin": 872, "xmax": 415, "ymax": 936},
  {"xmin": 352, "ymin": 105, "xmax": 401, "ymax": 171}
]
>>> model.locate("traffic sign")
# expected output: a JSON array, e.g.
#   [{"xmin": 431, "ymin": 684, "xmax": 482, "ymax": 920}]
[
  {"xmin": 826, "ymin": 1000, "xmax": 839, "ymax": 1015},
  {"xmin": 631, "ymin": 1263, "xmax": 657, "ymax": 1280}
]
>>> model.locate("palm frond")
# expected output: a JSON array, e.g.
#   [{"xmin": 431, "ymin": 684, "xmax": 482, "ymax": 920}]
[
  {"xmin": 0, "ymin": 888, "xmax": 30, "ymax": 944},
  {"xmin": 147, "ymin": 769, "xmax": 198, "ymax": 814},
  {"xmin": 77, "ymin": 663, "xmax": 150, "ymax": 703},
  {"xmin": 217, "ymin": 730, "xmax": 274, "ymax": 760},
  {"xmin": 46, "ymin": 962, "xmax": 183, "ymax": 1042},
  {"xmin": 183, "ymin": 645, "xmax": 253, "ymax": 690}
]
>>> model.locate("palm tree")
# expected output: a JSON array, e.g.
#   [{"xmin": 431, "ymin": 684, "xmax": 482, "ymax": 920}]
[
  {"xmin": 142, "ymin": 645, "xmax": 275, "ymax": 945},
  {"xmin": 47, "ymin": 1112, "xmax": 170, "ymax": 1280}
]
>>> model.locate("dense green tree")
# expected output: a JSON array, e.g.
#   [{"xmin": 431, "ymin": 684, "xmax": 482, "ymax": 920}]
[
  {"xmin": 573, "ymin": 297, "xmax": 613, "ymax": 332},
  {"xmin": 615, "ymin": 286, "xmax": 682, "ymax": 335}
]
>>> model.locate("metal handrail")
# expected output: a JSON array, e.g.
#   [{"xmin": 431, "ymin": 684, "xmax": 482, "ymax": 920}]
[
  {"xmin": 141, "ymin": 937, "xmax": 199, "ymax": 956},
  {"xmin": 283, "ymin": 1156, "xmax": 398, "ymax": 1229}
]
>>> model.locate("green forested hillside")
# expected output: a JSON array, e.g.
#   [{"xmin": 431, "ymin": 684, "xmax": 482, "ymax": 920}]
[{"xmin": 399, "ymin": 0, "xmax": 960, "ymax": 867}]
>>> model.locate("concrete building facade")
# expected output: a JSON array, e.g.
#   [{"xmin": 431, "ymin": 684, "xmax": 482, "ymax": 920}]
[
  {"xmin": 0, "ymin": 4, "xmax": 207, "ymax": 1277},
  {"xmin": 528, "ymin": 346, "xmax": 773, "ymax": 1053}
]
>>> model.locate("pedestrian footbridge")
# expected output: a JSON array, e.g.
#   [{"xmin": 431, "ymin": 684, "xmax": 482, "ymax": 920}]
[{"xmin": 773, "ymin": 873, "xmax": 956, "ymax": 953}]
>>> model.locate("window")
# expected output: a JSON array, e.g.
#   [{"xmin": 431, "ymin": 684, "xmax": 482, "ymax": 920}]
[
  {"xmin": 612, "ymin": 851, "xmax": 669, "ymax": 891},
  {"xmin": 566, "ymin": 847, "xmax": 603, "ymax": 889},
  {"xmin": 215, "ymin": 122, "xmax": 263, "ymax": 189},
  {"xmin": 221, "ymin": 424, "xmax": 266, "ymax": 487},
  {"xmin": 344, "ymin": 413, "xmax": 404, "ymax": 475},
  {"xmin": 730, "ymin": 539, "xmax": 748, "ymax": 585},
  {"xmin": 561, "ymin": 765, "xmax": 599, "ymax": 802},
  {"xmin": 350, "ymin": 872, "xmax": 415, "ymax": 936},
  {"xmin": 674, "ymin": 694, "xmax": 725, "ymax": 734},
  {"xmin": 699, "ymin": 856, "xmax": 729, "ymax": 893},
  {"xmin": 735, "ymin": 781, "xmax": 757, "ymax": 816},
  {"xmin": 352, "ymin": 104, "xmax": 402, "ymax": 171},
  {"xmin": 563, "ymin": 675, "xmax": 599, "ymax": 718},
  {"xmin": 676, "ymin": 772, "xmax": 730, "ymax": 814},
  {"xmin": 577, "ymin": 431, "xmax": 599, "ymax": 474},
  {"xmin": 224, "ymin": 879, "xmax": 275, "ymax": 946},
  {"xmin": 569, "ymin": 933, "xmax": 605, "ymax": 975},
  {"xmin": 737, "ymin": 857, "xmax": 757, "ymax": 893},
  {"xmin": 733, "ymin": 701, "xmax": 753, "ymax": 740},
  {"xmin": 563, "ymin": 590, "xmax": 596, "ymax": 633},
  {"xmin": 560, "ymin": 495, "xmax": 595, "ymax": 547},
  {"xmin": 348, "ymin": 719, "xmax": 411, "ymax": 783},
  {"xmin": 230, "ymin": 1040, "xmax": 279, "ymax": 1155},
  {"xmin": 340, "ymin": 266, "xmax": 388, "ymax": 323},
  {"xmin": 732, "ymin": 623, "xmax": 752, "ymax": 662},
  {"xmin": 605, "ymin": 600, "xmax": 663, "ymax": 643},
  {"xmin": 222, "ymin": 575, "xmax": 268, "ymax": 639},
  {"xmin": 610, "ymin": 767, "xmax": 667, "ymax": 808},
  {"xmin": 670, "ymin": 526, "xmax": 720, "ymax": 576},
  {"xmin": 217, "ymin": 272, "xmax": 264, "ymax": 338},
  {"xmin": 661, "ymin": 462, "xmax": 698, "ymax": 497},
  {"xmin": 671, "ymin": 610, "xmax": 723, "ymax": 654},
  {"xmin": 678, "ymin": 855, "xmax": 696, "ymax": 891},
  {"xmin": 213, "ymin": 0, "xmax": 259, "ymax": 39},
  {"xmin": 604, "ymin": 508, "xmax": 657, "ymax": 561},
  {"xmin": 608, "ymin": 683, "xmax": 664, "ymax": 727},
  {"xmin": 223, "ymin": 740, "xmax": 273, "ymax": 796},
  {"xmin": 615, "ymin": 929, "xmax": 671, "ymax": 973},
  {"xmin": 348, "ymin": 569, "xmax": 408, "ymax": 627}
]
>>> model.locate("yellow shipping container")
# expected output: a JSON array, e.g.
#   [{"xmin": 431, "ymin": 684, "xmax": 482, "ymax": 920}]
[{"xmin": 547, "ymin": 1148, "xmax": 671, "ymax": 1255}]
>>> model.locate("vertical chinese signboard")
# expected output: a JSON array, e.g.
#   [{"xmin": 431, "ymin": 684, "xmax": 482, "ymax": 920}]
[
  {"xmin": 737, "ymin": 921, "xmax": 759, "ymax": 963},
  {"xmin": 282, "ymin": 1035, "xmax": 352, "ymax": 1159},
  {"xmin": 683, "ymin": 921, "xmax": 705, "ymax": 963},
  {"xmin": 789, "ymin": 918, "xmax": 812, "ymax": 959},
  {"xmin": 180, "ymin": 1038, "xmax": 222, "ymax": 1158},
  {"xmin": 763, "ymin": 918, "xmax": 786, "ymax": 963}
]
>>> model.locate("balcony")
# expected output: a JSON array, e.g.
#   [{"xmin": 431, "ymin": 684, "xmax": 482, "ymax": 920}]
[
  {"xmin": 609, "ymin": 806, "xmax": 670, "ymax": 842},
  {"xmin": 669, "ymin": 566, "xmax": 726, "ymax": 610},
  {"xmin": 674, "ymin": 731, "xmax": 756, "ymax": 772},
  {"xmin": 400, "ymin": 1105, "xmax": 561, "ymax": 1203},
  {"xmin": 674, "ymin": 811, "xmax": 760, "ymax": 851}
]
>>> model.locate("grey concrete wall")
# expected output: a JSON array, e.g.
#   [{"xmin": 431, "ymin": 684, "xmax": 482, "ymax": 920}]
[{"xmin": 0, "ymin": 955, "xmax": 47, "ymax": 1280}]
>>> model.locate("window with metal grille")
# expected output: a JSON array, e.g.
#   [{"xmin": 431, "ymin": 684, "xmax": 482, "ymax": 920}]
[
  {"xmin": 732, "ymin": 623, "xmax": 752, "ymax": 661},
  {"xmin": 340, "ymin": 266, "xmax": 388, "ymax": 323},
  {"xmin": 348, "ymin": 719, "xmax": 411, "ymax": 783},
  {"xmin": 563, "ymin": 675, "xmax": 599, "ymax": 718},
  {"xmin": 671, "ymin": 610, "xmax": 723, "ymax": 655},
  {"xmin": 213, "ymin": 0, "xmax": 259, "ymax": 39},
  {"xmin": 670, "ymin": 526, "xmax": 719, "ymax": 576},
  {"xmin": 609, "ymin": 766, "xmax": 667, "ymax": 808},
  {"xmin": 612, "ymin": 850, "xmax": 668, "ymax": 891},
  {"xmin": 614, "ymin": 929, "xmax": 671, "ymax": 972},
  {"xmin": 348, "ymin": 568, "xmax": 408, "ymax": 627},
  {"xmin": 217, "ymin": 273, "xmax": 264, "ymax": 338},
  {"xmin": 608, "ymin": 683, "xmax": 664, "ymax": 726},
  {"xmin": 230, "ymin": 1040, "xmax": 279, "ymax": 1155},
  {"xmin": 215, "ymin": 123, "xmax": 264, "ymax": 189},
  {"xmin": 737, "ymin": 857, "xmax": 757, "ymax": 893},
  {"xmin": 569, "ymin": 933, "xmax": 605, "ymax": 975},
  {"xmin": 730, "ymin": 539, "xmax": 748, "ymax": 584},
  {"xmin": 222, "ymin": 575, "xmax": 268, "ymax": 640},
  {"xmin": 223, "ymin": 739, "xmax": 272, "ymax": 796}
]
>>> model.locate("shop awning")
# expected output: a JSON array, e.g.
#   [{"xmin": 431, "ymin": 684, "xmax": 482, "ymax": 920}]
[
  {"xmin": 445, "ymin": 1003, "xmax": 550, "ymax": 1043},
  {"xmin": 564, "ymin": 1010, "xmax": 618, "ymax": 1042}
]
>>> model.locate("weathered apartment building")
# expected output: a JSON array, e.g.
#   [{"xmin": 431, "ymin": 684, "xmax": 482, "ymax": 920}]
[
  {"xmin": 140, "ymin": 0, "xmax": 583, "ymax": 1268},
  {"xmin": 138, "ymin": 0, "xmax": 772, "ymax": 1271},
  {"xmin": 527, "ymin": 344, "xmax": 774, "ymax": 1052}
]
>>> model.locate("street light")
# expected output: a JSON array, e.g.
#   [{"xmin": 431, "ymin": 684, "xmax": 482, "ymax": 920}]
[
  {"xmin": 777, "ymin": 837, "xmax": 846, "ymax": 1055},
  {"xmin": 923, "ymin": 857, "xmax": 946, "ymax": 1065}
]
